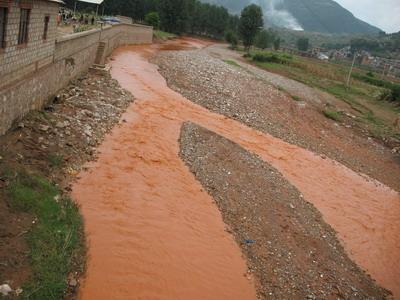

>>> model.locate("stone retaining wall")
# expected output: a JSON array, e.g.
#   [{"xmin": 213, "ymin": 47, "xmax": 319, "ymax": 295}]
[{"xmin": 0, "ymin": 23, "xmax": 153, "ymax": 134}]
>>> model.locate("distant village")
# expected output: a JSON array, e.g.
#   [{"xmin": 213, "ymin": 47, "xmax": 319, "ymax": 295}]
[{"xmin": 297, "ymin": 46, "xmax": 400, "ymax": 78}]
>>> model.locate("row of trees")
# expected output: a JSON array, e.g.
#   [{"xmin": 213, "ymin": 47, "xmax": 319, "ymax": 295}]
[
  {"xmin": 64, "ymin": 0, "xmax": 239, "ymax": 38},
  {"xmin": 65, "ymin": 0, "xmax": 289, "ymax": 52}
]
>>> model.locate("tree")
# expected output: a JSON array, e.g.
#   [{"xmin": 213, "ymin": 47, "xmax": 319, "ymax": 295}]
[
  {"xmin": 273, "ymin": 37, "xmax": 281, "ymax": 50},
  {"xmin": 225, "ymin": 30, "xmax": 238, "ymax": 49},
  {"xmin": 297, "ymin": 37, "xmax": 309, "ymax": 51},
  {"xmin": 239, "ymin": 4, "xmax": 264, "ymax": 52},
  {"xmin": 159, "ymin": 0, "xmax": 188, "ymax": 34},
  {"xmin": 145, "ymin": 12, "xmax": 160, "ymax": 29},
  {"xmin": 255, "ymin": 30, "xmax": 271, "ymax": 50}
]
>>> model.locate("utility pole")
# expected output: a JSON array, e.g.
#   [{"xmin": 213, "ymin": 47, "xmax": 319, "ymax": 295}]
[{"xmin": 346, "ymin": 52, "xmax": 357, "ymax": 89}]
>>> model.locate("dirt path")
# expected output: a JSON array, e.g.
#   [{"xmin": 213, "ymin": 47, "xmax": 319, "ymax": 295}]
[{"xmin": 72, "ymin": 39, "xmax": 399, "ymax": 299}]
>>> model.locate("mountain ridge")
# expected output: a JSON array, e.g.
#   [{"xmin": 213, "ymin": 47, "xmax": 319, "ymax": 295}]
[{"xmin": 202, "ymin": 0, "xmax": 381, "ymax": 34}]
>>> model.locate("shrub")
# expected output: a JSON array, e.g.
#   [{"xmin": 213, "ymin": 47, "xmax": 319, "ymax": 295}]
[
  {"xmin": 255, "ymin": 30, "xmax": 272, "ymax": 50},
  {"xmin": 380, "ymin": 86, "xmax": 400, "ymax": 102},
  {"xmin": 353, "ymin": 72, "xmax": 400, "ymax": 102},
  {"xmin": 225, "ymin": 30, "xmax": 238, "ymax": 49},
  {"xmin": 145, "ymin": 12, "xmax": 160, "ymax": 29},
  {"xmin": 252, "ymin": 52, "xmax": 291, "ymax": 64},
  {"xmin": 297, "ymin": 37, "xmax": 310, "ymax": 51},
  {"xmin": 323, "ymin": 109, "xmax": 342, "ymax": 121}
]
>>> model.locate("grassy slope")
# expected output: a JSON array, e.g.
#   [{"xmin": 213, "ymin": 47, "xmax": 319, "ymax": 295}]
[
  {"xmin": 5, "ymin": 171, "xmax": 84, "ymax": 299},
  {"xmin": 244, "ymin": 49, "xmax": 399, "ymax": 141}
]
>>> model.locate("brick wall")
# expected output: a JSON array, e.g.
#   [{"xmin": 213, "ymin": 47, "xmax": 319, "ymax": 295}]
[
  {"xmin": 0, "ymin": 0, "xmax": 58, "ymax": 89},
  {"xmin": 0, "ymin": 22, "xmax": 153, "ymax": 134}
]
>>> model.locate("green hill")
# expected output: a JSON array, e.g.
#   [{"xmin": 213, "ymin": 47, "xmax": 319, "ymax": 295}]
[{"xmin": 202, "ymin": 0, "xmax": 381, "ymax": 34}]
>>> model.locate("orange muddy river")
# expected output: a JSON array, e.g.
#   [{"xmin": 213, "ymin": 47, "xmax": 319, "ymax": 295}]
[{"xmin": 72, "ymin": 39, "xmax": 400, "ymax": 299}]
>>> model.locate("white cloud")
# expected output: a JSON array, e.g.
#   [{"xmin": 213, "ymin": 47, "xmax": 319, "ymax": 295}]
[{"xmin": 334, "ymin": 0, "xmax": 400, "ymax": 33}]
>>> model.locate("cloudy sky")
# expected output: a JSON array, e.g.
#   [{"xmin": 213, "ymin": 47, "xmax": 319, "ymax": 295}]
[{"xmin": 334, "ymin": 0, "xmax": 400, "ymax": 33}]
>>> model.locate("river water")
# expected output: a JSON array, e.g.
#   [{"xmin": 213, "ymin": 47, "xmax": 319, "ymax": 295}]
[{"xmin": 72, "ymin": 39, "xmax": 400, "ymax": 299}]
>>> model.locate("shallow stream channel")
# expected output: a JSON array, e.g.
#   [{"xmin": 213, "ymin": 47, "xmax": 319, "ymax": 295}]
[{"xmin": 72, "ymin": 39, "xmax": 400, "ymax": 299}]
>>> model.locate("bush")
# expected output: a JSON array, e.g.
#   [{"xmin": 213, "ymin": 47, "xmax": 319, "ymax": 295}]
[
  {"xmin": 380, "ymin": 85, "xmax": 400, "ymax": 102},
  {"xmin": 366, "ymin": 71, "xmax": 375, "ymax": 77},
  {"xmin": 252, "ymin": 52, "xmax": 291, "ymax": 64},
  {"xmin": 297, "ymin": 37, "xmax": 310, "ymax": 51},
  {"xmin": 225, "ymin": 30, "xmax": 238, "ymax": 49},
  {"xmin": 353, "ymin": 72, "xmax": 400, "ymax": 102},
  {"xmin": 255, "ymin": 30, "xmax": 272, "ymax": 50},
  {"xmin": 145, "ymin": 12, "xmax": 160, "ymax": 29},
  {"xmin": 323, "ymin": 109, "xmax": 342, "ymax": 121}
]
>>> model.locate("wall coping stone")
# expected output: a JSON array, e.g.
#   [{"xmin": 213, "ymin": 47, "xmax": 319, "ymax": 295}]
[{"xmin": 56, "ymin": 23, "xmax": 153, "ymax": 43}]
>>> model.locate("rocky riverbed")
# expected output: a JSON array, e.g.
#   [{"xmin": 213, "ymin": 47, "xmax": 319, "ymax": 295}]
[
  {"xmin": 154, "ymin": 48, "xmax": 400, "ymax": 192},
  {"xmin": 179, "ymin": 122, "xmax": 389, "ymax": 299}
]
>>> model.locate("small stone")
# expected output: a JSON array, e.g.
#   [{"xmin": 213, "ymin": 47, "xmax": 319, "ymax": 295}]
[
  {"xmin": 56, "ymin": 121, "xmax": 66, "ymax": 129},
  {"xmin": 68, "ymin": 278, "xmax": 78, "ymax": 287},
  {"xmin": 15, "ymin": 288, "xmax": 23, "ymax": 296},
  {"xmin": 39, "ymin": 125, "xmax": 50, "ymax": 132},
  {"xmin": 0, "ymin": 284, "xmax": 12, "ymax": 296},
  {"xmin": 84, "ymin": 129, "xmax": 92, "ymax": 137}
]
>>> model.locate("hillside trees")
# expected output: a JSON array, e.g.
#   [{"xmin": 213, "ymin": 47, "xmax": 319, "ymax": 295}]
[
  {"xmin": 239, "ymin": 4, "xmax": 264, "ymax": 51},
  {"xmin": 145, "ymin": 12, "xmax": 160, "ymax": 28},
  {"xmin": 297, "ymin": 37, "xmax": 310, "ymax": 51},
  {"xmin": 255, "ymin": 29, "xmax": 279, "ymax": 50},
  {"xmin": 225, "ymin": 30, "xmax": 238, "ymax": 49},
  {"xmin": 159, "ymin": 0, "xmax": 188, "ymax": 34}
]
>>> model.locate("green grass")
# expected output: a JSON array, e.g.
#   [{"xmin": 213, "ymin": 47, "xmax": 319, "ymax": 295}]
[
  {"xmin": 291, "ymin": 95, "xmax": 302, "ymax": 102},
  {"xmin": 154, "ymin": 30, "xmax": 176, "ymax": 40},
  {"xmin": 7, "ymin": 172, "xmax": 84, "ymax": 300},
  {"xmin": 48, "ymin": 154, "xmax": 64, "ymax": 168},
  {"xmin": 223, "ymin": 59, "xmax": 241, "ymax": 68},
  {"xmin": 323, "ymin": 109, "xmax": 343, "ymax": 122}
]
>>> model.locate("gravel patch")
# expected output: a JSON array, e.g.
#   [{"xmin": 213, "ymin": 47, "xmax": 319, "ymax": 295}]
[
  {"xmin": 153, "ymin": 50, "xmax": 400, "ymax": 191},
  {"xmin": 179, "ymin": 122, "xmax": 389, "ymax": 299}
]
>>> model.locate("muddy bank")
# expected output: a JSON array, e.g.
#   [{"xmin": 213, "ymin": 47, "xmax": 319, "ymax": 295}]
[
  {"xmin": 0, "ymin": 70, "xmax": 133, "ymax": 298},
  {"xmin": 179, "ymin": 122, "xmax": 388, "ymax": 299},
  {"xmin": 154, "ymin": 49, "xmax": 400, "ymax": 192}
]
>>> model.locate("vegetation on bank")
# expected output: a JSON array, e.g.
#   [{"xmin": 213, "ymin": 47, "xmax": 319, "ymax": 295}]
[
  {"xmin": 241, "ymin": 48, "xmax": 400, "ymax": 141},
  {"xmin": 3, "ymin": 169, "xmax": 84, "ymax": 299},
  {"xmin": 154, "ymin": 30, "xmax": 177, "ymax": 40}
]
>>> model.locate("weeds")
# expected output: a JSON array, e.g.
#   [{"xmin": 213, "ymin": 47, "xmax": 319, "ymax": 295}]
[
  {"xmin": 48, "ymin": 153, "xmax": 64, "ymax": 168},
  {"xmin": 323, "ymin": 109, "xmax": 342, "ymax": 122},
  {"xmin": 223, "ymin": 60, "xmax": 241, "ymax": 68},
  {"xmin": 291, "ymin": 95, "xmax": 302, "ymax": 102},
  {"xmin": 252, "ymin": 52, "xmax": 292, "ymax": 64},
  {"xmin": 7, "ymin": 172, "xmax": 84, "ymax": 300},
  {"xmin": 154, "ymin": 30, "xmax": 176, "ymax": 40}
]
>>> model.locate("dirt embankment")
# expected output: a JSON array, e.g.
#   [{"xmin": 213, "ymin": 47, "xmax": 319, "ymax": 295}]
[
  {"xmin": 154, "ymin": 50, "xmax": 400, "ymax": 192},
  {"xmin": 0, "ymin": 70, "xmax": 133, "ymax": 298},
  {"xmin": 179, "ymin": 122, "xmax": 389, "ymax": 299}
]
